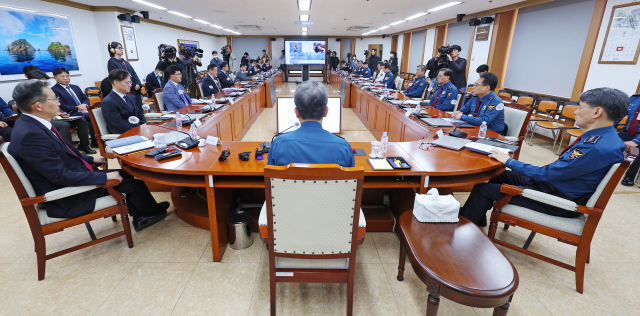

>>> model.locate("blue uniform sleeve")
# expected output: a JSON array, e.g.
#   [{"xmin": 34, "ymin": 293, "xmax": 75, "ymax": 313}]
[
  {"xmin": 0, "ymin": 97, "xmax": 16, "ymax": 117},
  {"xmin": 458, "ymin": 97, "xmax": 473, "ymax": 115},
  {"xmin": 505, "ymin": 145, "xmax": 602, "ymax": 182},
  {"xmin": 343, "ymin": 147, "xmax": 355, "ymax": 167},
  {"xmin": 461, "ymin": 103, "xmax": 502, "ymax": 126}
]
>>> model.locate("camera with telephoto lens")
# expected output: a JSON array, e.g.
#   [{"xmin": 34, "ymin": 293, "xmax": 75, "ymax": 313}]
[
  {"xmin": 221, "ymin": 45, "xmax": 230, "ymax": 55},
  {"xmin": 158, "ymin": 44, "xmax": 176, "ymax": 62},
  {"xmin": 437, "ymin": 45, "xmax": 453, "ymax": 64},
  {"xmin": 180, "ymin": 46, "xmax": 204, "ymax": 59}
]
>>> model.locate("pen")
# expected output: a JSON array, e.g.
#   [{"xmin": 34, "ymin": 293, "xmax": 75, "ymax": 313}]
[{"xmin": 125, "ymin": 150, "xmax": 147, "ymax": 156}]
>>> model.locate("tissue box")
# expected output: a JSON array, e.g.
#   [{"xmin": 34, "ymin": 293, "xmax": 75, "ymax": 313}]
[{"xmin": 413, "ymin": 188, "xmax": 460, "ymax": 223}]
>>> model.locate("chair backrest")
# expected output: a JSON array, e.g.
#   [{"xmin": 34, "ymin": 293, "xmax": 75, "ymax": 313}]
[
  {"xmin": 560, "ymin": 104, "xmax": 579, "ymax": 121},
  {"xmin": 395, "ymin": 77, "xmax": 404, "ymax": 91},
  {"xmin": 587, "ymin": 149, "xmax": 637, "ymax": 210},
  {"xmin": 616, "ymin": 116, "xmax": 628, "ymax": 130},
  {"xmin": 536, "ymin": 99, "xmax": 558, "ymax": 114},
  {"xmin": 0, "ymin": 142, "xmax": 36, "ymax": 199},
  {"xmin": 504, "ymin": 103, "xmax": 533, "ymax": 138},
  {"xmin": 88, "ymin": 102, "xmax": 109, "ymax": 138},
  {"xmin": 85, "ymin": 87, "xmax": 101, "ymax": 97},
  {"xmin": 517, "ymin": 95, "xmax": 535, "ymax": 106},
  {"xmin": 152, "ymin": 89, "xmax": 165, "ymax": 111},
  {"xmin": 498, "ymin": 90, "xmax": 511, "ymax": 98},
  {"xmin": 264, "ymin": 164, "xmax": 364, "ymax": 258},
  {"xmin": 197, "ymin": 80, "xmax": 204, "ymax": 99},
  {"xmin": 453, "ymin": 93, "xmax": 462, "ymax": 112},
  {"xmin": 88, "ymin": 96, "xmax": 101, "ymax": 105},
  {"xmin": 466, "ymin": 84, "xmax": 474, "ymax": 93}
]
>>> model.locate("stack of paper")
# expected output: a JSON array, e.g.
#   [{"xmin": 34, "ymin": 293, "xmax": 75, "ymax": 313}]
[{"xmin": 464, "ymin": 142, "xmax": 511, "ymax": 155}]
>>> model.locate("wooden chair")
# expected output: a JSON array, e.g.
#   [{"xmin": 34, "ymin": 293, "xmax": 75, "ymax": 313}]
[
  {"xmin": 614, "ymin": 115, "xmax": 629, "ymax": 132},
  {"xmin": 259, "ymin": 164, "xmax": 365, "ymax": 316},
  {"xmin": 196, "ymin": 79, "xmax": 204, "ymax": 99},
  {"xmin": 524, "ymin": 97, "xmax": 560, "ymax": 145},
  {"xmin": 514, "ymin": 93, "xmax": 535, "ymax": 107},
  {"xmin": 87, "ymin": 102, "xmax": 120, "ymax": 160},
  {"xmin": 503, "ymin": 103, "xmax": 533, "ymax": 160},
  {"xmin": 532, "ymin": 103, "xmax": 580, "ymax": 154},
  {"xmin": 488, "ymin": 148, "xmax": 637, "ymax": 293},
  {"xmin": 498, "ymin": 89, "xmax": 512, "ymax": 98},
  {"xmin": 0, "ymin": 142, "xmax": 133, "ymax": 280},
  {"xmin": 151, "ymin": 88, "xmax": 166, "ymax": 112}
]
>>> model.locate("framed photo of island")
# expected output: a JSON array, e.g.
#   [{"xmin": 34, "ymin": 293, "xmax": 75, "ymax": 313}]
[
  {"xmin": 0, "ymin": 6, "xmax": 81, "ymax": 81},
  {"xmin": 120, "ymin": 25, "xmax": 139, "ymax": 61}
]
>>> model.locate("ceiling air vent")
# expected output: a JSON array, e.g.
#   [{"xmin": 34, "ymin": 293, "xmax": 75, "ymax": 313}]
[
  {"xmin": 346, "ymin": 26, "xmax": 372, "ymax": 32},
  {"xmin": 235, "ymin": 25, "xmax": 262, "ymax": 30}
]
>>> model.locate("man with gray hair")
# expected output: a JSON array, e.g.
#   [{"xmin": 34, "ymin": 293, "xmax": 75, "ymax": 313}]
[
  {"xmin": 459, "ymin": 87, "xmax": 629, "ymax": 226},
  {"xmin": 267, "ymin": 81, "xmax": 354, "ymax": 167},
  {"xmin": 8, "ymin": 80, "xmax": 169, "ymax": 231}
]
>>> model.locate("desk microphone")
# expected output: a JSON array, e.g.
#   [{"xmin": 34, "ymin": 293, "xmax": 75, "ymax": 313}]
[
  {"xmin": 261, "ymin": 122, "xmax": 300, "ymax": 153},
  {"xmin": 448, "ymin": 124, "xmax": 468, "ymax": 139}
]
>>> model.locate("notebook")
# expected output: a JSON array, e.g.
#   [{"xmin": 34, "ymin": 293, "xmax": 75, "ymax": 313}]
[
  {"xmin": 162, "ymin": 131, "xmax": 189, "ymax": 145},
  {"xmin": 112, "ymin": 141, "xmax": 154, "ymax": 155},
  {"xmin": 367, "ymin": 158, "xmax": 394, "ymax": 171},
  {"xmin": 105, "ymin": 136, "xmax": 147, "ymax": 149}
]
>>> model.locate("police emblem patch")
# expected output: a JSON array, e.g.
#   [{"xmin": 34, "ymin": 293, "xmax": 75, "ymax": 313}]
[
  {"xmin": 488, "ymin": 105, "xmax": 495, "ymax": 110},
  {"xmin": 568, "ymin": 148, "xmax": 585, "ymax": 159},
  {"xmin": 420, "ymin": 83, "xmax": 424, "ymax": 86},
  {"xmin": 584, "ymin": 135, "xmax": 600, "ymax": 144}
]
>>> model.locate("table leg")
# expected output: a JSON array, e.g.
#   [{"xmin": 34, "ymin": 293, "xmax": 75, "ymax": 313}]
[
  {"xmin": 426, "ymin": 293, "xmax": 440, "ymax": 316},
  {"xmin": 492, "ymin": 302, "xmax": 510, "ymax": 316},
  {"xmin": 397, "ymin": 243, "xmax": 406, "ymax": 281},
  {"xmin": 205, "ymin": 185, "xmax": 232, "ymax": 262}
]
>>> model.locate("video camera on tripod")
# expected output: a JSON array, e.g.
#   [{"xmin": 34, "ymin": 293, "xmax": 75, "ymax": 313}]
[
  {"xmin": 180, "ymin": 46, "xmax": 204, "ymax": 59},
  {"xmin": 158, "ymin": 44, "xmax": 177, "ymax": 62}
]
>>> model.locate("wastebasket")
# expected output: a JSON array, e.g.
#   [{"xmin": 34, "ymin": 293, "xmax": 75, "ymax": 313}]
[{"xmin": 227, "ymin": 212, "xmax": 253, "ymax": 250}]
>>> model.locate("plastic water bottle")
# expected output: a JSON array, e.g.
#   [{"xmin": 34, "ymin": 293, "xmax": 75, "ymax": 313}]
[
  {"xmin": 479, "ymin": 121, "xmax": 488, "ymax": 139},
  {"xmin": 381, "ymin": 132, "xmax": 389, "ymax": 157},
  {"xmin": 189, "ymin": 123, "xmax": 198, "ymax": 140},
  {"xmin": 175, "ymin": 113, "xmax": 182, "ymax": 130}
]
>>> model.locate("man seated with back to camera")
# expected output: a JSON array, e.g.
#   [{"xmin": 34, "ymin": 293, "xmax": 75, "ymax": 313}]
[
  {"xmin": 452, "ymin": 72, "xmax": 505, "ymax": 135},
  {"xmin": 102, "ymin": 69, "xmax": 146, "ymax": 134},
  {"xmin": 202, "ymin": 64, "xmax": 222, "ymax": 98},
  {"xmin": 403, "ymin": 65, "xmax": 428, "ymax": 99},
  {"xmin": 163, "ymin": 65, "xmax": 191, "ymax": 111},
  {"xmin": 428, "ymin": 68, "xmax": 458, "ymax": 111},
  {"xmin": 267, "ymin": 81, "xmax": 355, "ymax": 167},
  {"xmin": 459, "ymin": 88, "xmax": 628, "ymax": 227},
  {"xmin": 8, "ymin": 80, "xmax": 169, "ymax": 231}
]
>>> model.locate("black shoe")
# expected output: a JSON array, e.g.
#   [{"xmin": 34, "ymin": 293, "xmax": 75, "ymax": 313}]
[
  {"xmin": 90, "ymin": 140, "xmax": 99, "ymax": 148},
  {"xmin": 478, "ymin": 214, "xmax": 488, "ymax": 227},
  {"xmin": 621, "ymin": 177, "xmax": 635, "ymax": 186},
  {"xmin": 133, "ymin": 212, "xmax": 167, "ymax": 232},
  {"xmin": 77, "ymin": 145, "xmax": 96, "ymax": 154},
  {"xmin": 155, "ymin": 202, "xmax": 171, "ymax": 215}
]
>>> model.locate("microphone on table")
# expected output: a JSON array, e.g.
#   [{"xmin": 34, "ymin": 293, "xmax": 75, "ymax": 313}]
[
  {"xmin": 448, "ymin": 124, "xmax": 468, "ymax": 139},
  {"xmin": 261, "ymin": 122, "xmax": 300, "ymax": 153}
]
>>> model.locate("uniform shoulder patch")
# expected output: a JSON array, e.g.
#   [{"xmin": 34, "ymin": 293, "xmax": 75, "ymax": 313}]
[
  {"xmin": 568, "ymin": 148, "xmax": 586, "ymax": 159},
  {"xmin": 489, "ymin": 96, "xmax": 495, "ymax": 100},
  {"xmin": 420, "ymin": 83, "xmax": 424, "ymax": 86},
  {"xmin": 583, "ymin": 135, "xmax": 600, "ymax": 144},
  {"xmin": 496, "ymin": 103, "xmax": 504, "ymax": 110},
  {"xmin": 488, "ymin": 105, "xmax": 495, "ymax": 110},
  {"xmin": 447, "ymin": 92, "xmax": 452, "ymax": 97}
]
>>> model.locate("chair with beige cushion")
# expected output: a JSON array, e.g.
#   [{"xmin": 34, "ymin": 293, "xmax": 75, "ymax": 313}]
[
  {"xmin": 87, "ymin": 102, "xmax": 120, "ymax": 160},
  {"xmin": 259, "ymin": 164, "xmax": 365, "ymax": 315},
  {"xmin": 0, "ymin": 142, "xmax": 133, "ymax": 280},
  {"xmin": 152, "ymin": 88, "xmax": 166, "ymax": 112},
  {"xmin": 503, "ymin": 103, "xmax": 533, "ymax": 160},
  {"xmin": 488, "ymin": 148, "xmax": 637, "ymax": 293}
]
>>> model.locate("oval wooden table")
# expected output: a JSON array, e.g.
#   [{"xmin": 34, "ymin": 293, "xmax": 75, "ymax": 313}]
[{"xmin": 396, "ymin": 212, "xmax": 519, "ymax": 315}]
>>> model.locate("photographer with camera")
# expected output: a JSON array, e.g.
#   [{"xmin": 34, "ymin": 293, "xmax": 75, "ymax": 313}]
[
  {"xmin": 180, "ymin": 46, "xmax": 203, "ymax": 98},
  {"xmin": 107, "ymin": 41, "xmax": 143, "ymax": 107},
  {"xmin": 157, "ymin": 44, "xmax": 185, "ymax": 87},
  {"xmin": 221, "ymin": 45, "xmax": 237, "ymax": 72},
  {"xmin": 435, "ymin": 44, "xmax": 467, "ymax": 89}
]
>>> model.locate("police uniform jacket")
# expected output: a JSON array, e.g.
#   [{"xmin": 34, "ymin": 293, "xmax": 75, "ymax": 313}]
[
  {"xmin": 362, "ymin": 67, "xmax": 372, "ymax": 79},
  {"xmin": 217, "ymin": 71, "xmax": 235, "ymax": 89},
  {"xmin": 382, "ymin": 72, "xmax": 395, "ymax": 89},
  {"xmin": 428, "ymin": 81, "xmax": 458, "ymax": 111},
  {"xmin": 403, "ymin": 76, "xmax": 428, "ymax": 99},
  {"xmin": 458, "ymin": 92, "xmax": 505, "ymax": 133},
  {"xmin": 202, "ymin": 74, "xmax": 221, "ymax": 98},
  {"xmin": 505, "ymin": 126, "xmax": 625, "ymax": 199},
  {"xmin": 267, "ymin": 122, "xmax": 355, "ymax": 167},
  {"xmin": 615, "ymin": 94, "xmax": 640, "ymax": 144}
]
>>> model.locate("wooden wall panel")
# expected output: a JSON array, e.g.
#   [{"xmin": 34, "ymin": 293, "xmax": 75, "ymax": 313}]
[
  {"xmin": 571, "ymin": 0, "xmax": 608, "ymax": 101},
  {"xmin": 433, "ymin": 25, "xmax": 448, "ymax": 56},
  {"xmin": 400, "ymin": 32, "xmax": 412, "ymax": 73},
  {"xmin": 391, "ymin": 35, "xmax": 399, "ymax": 53},
  {"xmin": 487, "ymin": 9, "xmax": 518, "ymax": 91}
]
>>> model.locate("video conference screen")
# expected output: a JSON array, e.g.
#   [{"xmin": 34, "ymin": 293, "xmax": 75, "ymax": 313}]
[{"xmin": 284, "ymin": 40, "xmax": 326, "ymax": 65}]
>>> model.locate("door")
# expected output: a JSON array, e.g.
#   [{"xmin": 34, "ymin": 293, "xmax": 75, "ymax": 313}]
[{"xmin": 367, "ymin": 44, "xmax": 383, "ymax": 60}]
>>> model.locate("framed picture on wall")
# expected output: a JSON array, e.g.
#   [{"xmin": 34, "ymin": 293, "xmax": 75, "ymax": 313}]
[
  {"xmin": 177, "ymin": 39, "xmax": 200, "ymax": 59},
  {"xmin": 120, "ymin": 25, "xmax": 139, "ymax": 61},
  {"xmin": 598, "ymin": 2, "xmax": 640, "ymax": 64}
]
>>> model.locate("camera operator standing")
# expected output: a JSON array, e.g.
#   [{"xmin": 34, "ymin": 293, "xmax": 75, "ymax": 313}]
[
  {"xmin": 107, "ymin": 41, "xmax": 143, "ymax": 107},
  {"xmin": 181, "ymin": 49, "xmax": 202, "ymax": 98},
  {"xmin": 437, "ymin": 44, "xmax": 467, "ymax": 89},
  {"xmin": 221, "ymin": 45, "xmax": 237, "ymax": 73},
  {"xmin": 157, "ymin": 44, "xmax": 185, "ymax": 87}
]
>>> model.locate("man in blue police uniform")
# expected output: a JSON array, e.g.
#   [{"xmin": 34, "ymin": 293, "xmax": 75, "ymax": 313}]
[
  {"xmin": 382, "ymin": 63, "xmax": 395, "ymax": 89},
  {"xmin": 427, "ymin": 68, "xmax": 458, "ymax": 110},
  {"xmin": 453, "ymin": 72, "xmax": 505, "ymax": 134},
  {"xmin": 403, "ymin": 65, "xmax": 429, "ymax": 100},
  {"xmin": 202, "ymin": 64, "xmax": 222, "ymax": 98},
  {"xmin": 217, "ymin": 61, "xmax": 235, "ymax": 89},
  {"xmin": 460, "ymin": 87, "xmax": 628, "ymax": 226},
  {"xmin": 267, "ymin": 81, "xmax": 355, "ymax": 167},
  {"xmin": 617, "ymin": 93, "xmax": 640, "ymax": 186},
  {"xmin": 361, "ymin": 62, "xmax": 372, "ymax": 79},
  {"xmin": 247, "ymin": 60, "xmax": 258, "ymax": 76}
]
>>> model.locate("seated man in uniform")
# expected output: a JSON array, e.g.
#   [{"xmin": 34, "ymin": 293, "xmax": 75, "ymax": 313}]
[
  {"xmin": 235, "ymin": 63, "xmax": 254, "ymax": 83},
  {"xmin": 460, "ymin": 87, "xmax": 628, "ymax": 226},
  {"xmin": 361, "ymin": 62, "xmax": 372, "ymax": 79},
  {"xmin": 267, "ymin": 81, "xmax": 355, "ymax": 167},
  {"xmin": 427, "ymin": 68, "xmax": 458, "ymax": 110},
  {"xmin": 162, "ymin": 65, "xmax": 191, "ymax": 111},
  {"xmin": 382, "ymin": 63, "xmax": 395, "ymax": 89},
  {"xmin": 202, "ymin": 64, "xmax": 222, "ymax": 98},
  {"xmin": 102, "ymin": 69, "xmax": 146, "ymax": 134},
  {"xmin": 403, "ymin": 65, "xmax": 429, "ymax": 100},
  {"xmin": 452, "ymin": 72, "xmax": 505, "ymax": 134},
  {"xmin": 617, "ymin": 93, "xmax": 640, "ymax": 186},
  {"xmin": 8, "ymin": 80, "xmax": 169, "ymax": 231}
]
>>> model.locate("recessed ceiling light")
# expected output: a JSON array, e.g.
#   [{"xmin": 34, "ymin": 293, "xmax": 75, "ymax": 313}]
[
  {"xmin": 223, "ymin": 28, "xmax": 234, "ymax": 32},
  {"xmin": 131, "ymin": 0, "xmax": 167, "ymax": 11},
  {"xmin": 405, "ymin": 12, "xmax": 427, "ymax": 20},
  {"xmin": 294, "ymin": 21, "xmax": 315, "ymax": 25},
  {"xmin": 193, "ymin": 19, "xmax": 210, "ymax": 24},
  {"xmin": 428, "ymin": 2, "xmax": 462, "ymax": 12},
  {"xmin": 301, "ymin": 27, "xmax": 308, "ymax": 31},
  {"xmin": 300, "ymin": 14, "xmax": 310, "ymax": 21},
  {"xmin": 210, "ymin": 24, "xmax": 223, "ymax": 29},
  {"xmin": 298, "ymin": 0, "xmax": 311, "ymax": 11},
  {"xmin": 302, "ymin": 31, "xmax": 308, "ymax": 35},
  {"xmin": 389, "ymin": 20, "xmax": 405, "ymax": 26},
  {"xmin": 378, "ymin": 26, "xmax": 390, "ymax": 30},
  {"xmin": 167, "ymin": 11, "xmax": 192, "ymax": 19}
]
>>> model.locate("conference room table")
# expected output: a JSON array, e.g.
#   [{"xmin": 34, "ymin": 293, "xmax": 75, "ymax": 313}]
[{"xmin": 116, "ymin": 72, "xmax": 507, "ymax": 262}]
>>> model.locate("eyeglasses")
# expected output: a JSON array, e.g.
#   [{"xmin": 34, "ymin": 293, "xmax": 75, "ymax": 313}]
[
  {"xmin": 116, "ymin": 46, "xmax": 123, "ymax": 50},
  {"xmin": 119, "ymin": 81, "xmax": 133, "ymax": 86},
  {"xmin": 46, "ymin": 98, "xmax": 59, "ymax": 102},
  {"xmin": 473, "ymin": 83, "xmax": 485, "ymax": 87}
]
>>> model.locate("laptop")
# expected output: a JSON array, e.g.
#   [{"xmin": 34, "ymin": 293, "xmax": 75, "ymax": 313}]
[
  {"xmin": 431, "ymin": 135, "xmax": 471, "ymax": 151},
  {"xmin": 421, "ymin": 117, "xmax": 454, "ymax": 127},
  {"xmin": 162, "ymin": 131, "xmax": 189, "ymax": 145}
]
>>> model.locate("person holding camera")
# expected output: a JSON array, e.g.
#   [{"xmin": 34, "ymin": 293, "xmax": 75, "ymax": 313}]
[
  {"xmin": 158, "ymin": 45, "xmax": 185, "ymax": 86},
  {"xmin": 438, "ymin": 44, "xmax": 467, "ymax": 89},
  {"xmin": 107, "ymin": 41, "xmax": 143, "ymax": 107},
  {"xmin": 181, "ymin": 50, "xmax": 202, "ymax": 98},
  {"xmin": 367, "ymin": 49, "xmax": 380, "ymax": 68},
  {"xmin": 452, "ymin": 73, "xmax": 505, "ymax": 134},
  {"xmin": 221, "ymin": 45, "xmax": 237, "ymax": 72}
]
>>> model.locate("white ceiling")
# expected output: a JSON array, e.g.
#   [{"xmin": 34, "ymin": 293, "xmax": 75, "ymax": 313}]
[{"xmin": 75, "ymin": 0, "xmax": 527, "ymax": 36}]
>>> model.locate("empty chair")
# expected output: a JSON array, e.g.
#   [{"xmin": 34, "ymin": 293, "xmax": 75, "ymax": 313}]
[
  {"xmin": 515, "ymin": 93, "xmax": 535, "ymax": 107},
  {"xmin": 498, "ymin": 89, "xmax": 512, "ymax": 98},
  {"xmin": 152, "ymin": 88, "xmax": 166, "ymax": 112},
  {"xmin": 534, "ymin": 102, "xmax": 580, "ymax": 154},
  {"xmin": 503, "ymin": 103, "xmax": 533, "ymax": 159},
  {"xmin": 525, "ymin": 97, "xmax": 560, "ymax": 144},
  {"xmin": 87, "ymin": 102, "xmax": 120, "ymax": 160}
]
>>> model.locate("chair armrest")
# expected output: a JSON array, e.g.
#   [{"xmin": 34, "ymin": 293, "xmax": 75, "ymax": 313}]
[
  {"xmin": 42, "ymin": 185, "xmax": 101, "ymax": 202},
  {"xmin": 520, "ymin": 189, "xmax": 578, "ymax": 211},
  {"xmin": 576, "ymin": 205, "xmax": 603, "ymax": 217},
  {"xmin": 101, "ymin": 134, "xmax": 121, "ymax": 140},
  {"xmin": 499, "ymin": 184, "xmax": 523, "ymax": 196}
]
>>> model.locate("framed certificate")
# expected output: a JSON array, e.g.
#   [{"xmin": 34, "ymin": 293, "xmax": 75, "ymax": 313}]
[
  {"xmin": 120, "ymin": 25, "xmax": 139, "ymax": 61},
  {"xmin": 598, "ymin": 2, "xmax": 640, "ymax": 64}
]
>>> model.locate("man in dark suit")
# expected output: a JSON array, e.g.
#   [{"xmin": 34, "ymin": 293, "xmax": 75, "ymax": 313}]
[
  {"xmin": 8, "ymin": 80, "xmax": 168, "ymax": 231},
  {"xmin": 145, "ymin": 65, "xmax": 164, "ymax": 98},
  {"xmin": 51, "ymin": 67, "xmax": 97, "ymax": 149},
  {"xmin": 367, "ymin": 49, "xmax": 380, "ymax": 69},
  {"xmin": 217, "ymin": 61, "xmax": 235, "ymax": 89},
  {"xmin": 202, "ymin": 64, "xmax": 222, "ymax": 98},
  {"xmin": 102, "ymin": 69, "xmax": 146, "ymax": 134}
]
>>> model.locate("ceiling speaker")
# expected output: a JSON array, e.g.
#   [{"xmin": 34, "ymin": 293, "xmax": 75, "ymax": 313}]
[
  {"xmin": 480, "ymin": 17, "xmax": 494, "ymax": 24},
  {"xmin": 468, "ymin": 18, "xmax": 480, "ymax": 26},
  {"xmin": 336, "ymin": 38, "xmax": 341, "ymax": 42},
  {"xmin": 117, "ymin": 13, "xmax": 131, "ymax": 22},
  {"xmin": 382, "ymin": 34, "xmax": 386, "ymax": 39},
  {"xmin": 271, "ymin": 38, "xmax": 276, "ymax": 41},
  {"xmin": 131, "ymin": 15, "xmax": 140, "ymax": 23},
  {"xmin": 140, "ymin": 11, "xmax": 149, "ymax": 19},
  {"xmin": 456, "ymin": 14, "xmax": 465, "ymax": 22}
]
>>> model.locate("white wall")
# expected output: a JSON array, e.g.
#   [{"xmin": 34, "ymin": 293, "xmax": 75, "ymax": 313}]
[
  {"xmin": 328, "ymin": 38, "xmax": 341, "ymax": 60},
  {"xmin": 583, "ymin": 0, "xmax": 640, "ymax": 95},
  {"xmin": 271, "ymin": 37, "xmax": 285, "ymax": 68},
  {"xmin": 408, "ymin": 30, "xmax": 426, "ymax": 73},
  {"xmin": 0, "ymin": 0, "xmax": 104, "ymax": 99},
  {"xmin": 467, "ymin": 18, "xmax": 494, "ymax": 86},
  {"xmin": 422, "ymin": 28, "xmax": 436, "ymax": 65}
]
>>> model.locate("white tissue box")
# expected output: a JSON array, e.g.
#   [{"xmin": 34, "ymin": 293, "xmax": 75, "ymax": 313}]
[{"xmin": 413, "ymin": 188, "xmax": 460, "ymax": 223}]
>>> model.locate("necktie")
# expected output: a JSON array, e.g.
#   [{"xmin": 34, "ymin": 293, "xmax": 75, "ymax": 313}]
[
  {"xmin": 406, "ymin": 79, "xmax": 417, "ymax": 94},
  {"xmin": 157, "ymin": 75, "xmax": 162, "ymax": 86},
  {"xmin": 66, "ymin": 86, "xmax": 81, "ymax": 106},
  {"xmin": 474, "ymin": 99, "xmax": 482, "ymax": 117},
  {"xmin": 214, "ymin": 78, "xmax": 221, "ymax": 91},
  {"xmin": 179, "ymin": 86, "xmax": 190, "ymax": 105},
  {"xmin": 432, "ymin": 86, "xmax": 444, "ymax": 105},
  {"xmin": 123, "ymin": 95, "xmax": 134, "ymax": 113},
  {"xmin": 628, "ymin": 106, "xmax": 640, "ymax": 136},
  {"xmin": 560, "ymin": 136, "xmax": 582, "ymax": 156},
  {"xmin": 51, "ymin": 126, "xmax": 93, "ymax": 171}
]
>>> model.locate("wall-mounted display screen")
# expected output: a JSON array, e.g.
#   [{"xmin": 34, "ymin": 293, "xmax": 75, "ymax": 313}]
[{"xmin": 284, "ymin": 40, "xmax": 326, "ymax": 65}]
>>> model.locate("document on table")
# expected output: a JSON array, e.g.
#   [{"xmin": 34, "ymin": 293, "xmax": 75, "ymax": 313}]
[
  {"xmin": 464, "ymin": 142, "xmax": 511, "ymax": 155},
  {"xmin": 112, "ymin": 141, "xmax": 154, "ymax": 155}
]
